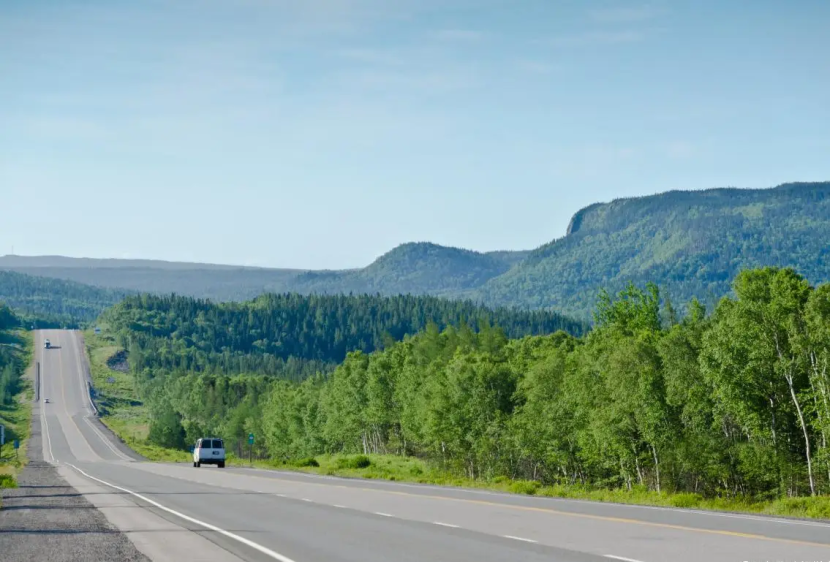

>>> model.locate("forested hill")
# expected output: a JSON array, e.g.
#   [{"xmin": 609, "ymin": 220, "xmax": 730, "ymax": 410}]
[
  {"xmin": 289, "ymin": 243, "xmax": 526, "ymax": 296},
  {"xmin": 104, "ymin": 292, "xmax": 586, "ymax": 381},
  {"xmin": 475, "ymin": 181, "xmax": 830, "ymax": 316},
  {"xmin": 0, "ymin": 270, "xmax": 130, "ymax": 326}
]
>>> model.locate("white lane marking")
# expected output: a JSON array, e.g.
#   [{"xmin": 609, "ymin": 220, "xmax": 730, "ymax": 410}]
[
  {"xmin": 503, "ymin": 535, "xmax": 537, "ymax": 543},
  {"xmin": 374, "ymin": 512, "xmax": 394, "ymax": 517},
  {"xmin": 274, "ymin": 493, "xmax": 286, "ymax": 497},
  {"xmin": 333, "ymin": 505, "xmax": 347, "ymax": 509},
  {"xmin": 433, "ymin": 522, "xmax": 459, "ymax": 528},
  {"xmin": 605, "ymin": 556, "xmax": 644, "ymax": 562},
  {"xmin": 66, "ymin": 463, "xmax": 297, "ymax": 562},
  {"xmin": 301, "ymin": 498, "xmax": 313, "ymax": 502}
]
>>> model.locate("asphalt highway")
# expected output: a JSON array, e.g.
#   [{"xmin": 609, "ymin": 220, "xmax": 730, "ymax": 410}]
[{"xmin": 35, "ymin": 330, "xmax": 830, "ymax": 562}]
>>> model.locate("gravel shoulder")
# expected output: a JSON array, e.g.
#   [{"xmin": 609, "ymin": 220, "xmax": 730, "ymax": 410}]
[{"xmin": 0, "ymin": 404, "xmax": 148, "ymax": 562}]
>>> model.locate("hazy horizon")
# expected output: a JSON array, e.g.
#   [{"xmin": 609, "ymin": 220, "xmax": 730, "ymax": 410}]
[{"xmin": 3, "ymin": 1, "xmax": 829, "ymax": 268}]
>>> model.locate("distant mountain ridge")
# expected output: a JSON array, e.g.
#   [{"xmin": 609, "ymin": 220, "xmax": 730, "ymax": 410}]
[
  {"xmin": 0, "ymin": 242, "xmax": 527, "ymax": 302},
  {"xmin": 0, "ymin": 254, "xmax": 278, "ymax": 271},
  {"xmin": 3, "ymin": 181, "xmax": 828, "ymax": 317},
  {"xmin": 475, "ymin": 181, "xmax": 830, "ymax": 315}
]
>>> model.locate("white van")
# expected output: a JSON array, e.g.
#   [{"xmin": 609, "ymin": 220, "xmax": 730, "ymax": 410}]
[{"xmin": 193, "ymin": 437, "xmax": 226, "ymax": 468}]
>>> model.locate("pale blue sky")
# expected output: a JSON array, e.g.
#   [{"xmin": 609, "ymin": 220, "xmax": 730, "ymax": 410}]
[{"xmin": 2, "ymin": 0, "xmax": 828, "ymax": 269}]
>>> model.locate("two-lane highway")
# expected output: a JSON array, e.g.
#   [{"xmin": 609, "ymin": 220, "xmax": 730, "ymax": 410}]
[{"xmin": 35, "ymin": 330, "xmax": 830, "ymax": 562}]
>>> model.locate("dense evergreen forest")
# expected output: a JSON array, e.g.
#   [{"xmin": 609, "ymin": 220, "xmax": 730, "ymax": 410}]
[
  {"xmin": 113, "ymin": 267, "xmax": 830, "ymax": 499},
  {"xmin": 0, "ymin": 270, "xmax": 129, "ymax": 326},
  {"xmin": 6, "ymin": 182, "xmax": 828, "ymax": 318},
  {"xmin": 104, "ymin": 292, "xmax": 586, "ymax": 382}
]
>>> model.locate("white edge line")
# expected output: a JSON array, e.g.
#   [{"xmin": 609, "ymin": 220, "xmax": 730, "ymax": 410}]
[
  {"xmin": 301, "ymin": 498, "xmax": 313, "ymax": 502},
  {"xmin": 41, "ymin": 386, "xmax": 56, "ymax": 463},
  {"xmin": 503, "ymin": 535, "xmax": 537, "ymax": 543},
  {"xmin": 604, "ymin": 556, "xmax": 644, "ymax": 562},
  {"xmin": 66, "ymin": 463, "xmax": 297, "ymax": 562},
  {"xmin": 375, "ymin": 512, "xmax": 394, "ymax": 517},
  {"xmin": 39, "ymin": 336, "xmax": 56, "ymax": 464},
  {"xmin": 433, "ymin": 522, "xmax": 459, "ymax": 528},
  {"xmin": 83, "ymin": 416, "xmax": 133, "ymax": 462},
  {"xmin": 333, "ymin": 504, "xmax": 346, "ymax": 508}
]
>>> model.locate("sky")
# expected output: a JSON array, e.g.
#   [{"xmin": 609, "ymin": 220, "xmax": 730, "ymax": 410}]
[{"xmin": 1, "ymin": 0, "xmax": 828, "ymax": 269}]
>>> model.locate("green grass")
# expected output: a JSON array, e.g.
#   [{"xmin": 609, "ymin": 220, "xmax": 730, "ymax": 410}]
[{"xmin": 83, "ymin": 329, "xmax": 170, "ymax": 461}]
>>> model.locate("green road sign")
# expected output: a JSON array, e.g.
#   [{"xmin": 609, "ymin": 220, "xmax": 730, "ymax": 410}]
[{"xmin": 248, "ymin": 433, "xmax": 254, "ymax": 445}]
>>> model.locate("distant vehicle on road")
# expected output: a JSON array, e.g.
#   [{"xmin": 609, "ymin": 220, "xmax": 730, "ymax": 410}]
[
  {"xmin": 44, "ymin": 398, "xmax": 50, "ymax": 404},
  {"xmin": 44, "ymin": 339, "xmax": 51, "ymax": 349},
  {"xmin": 193, "ymin": 437, "xmax": 225, "ymax": 468}
]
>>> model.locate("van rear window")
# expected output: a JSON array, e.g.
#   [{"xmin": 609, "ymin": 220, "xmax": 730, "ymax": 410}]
[{"xmin": 211, "ymin": 440, "xmax": 224, "ymax": 449}]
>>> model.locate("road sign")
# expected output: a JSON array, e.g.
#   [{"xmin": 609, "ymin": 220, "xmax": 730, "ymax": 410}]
[
  {"xmin": 13, "ymin": 439, "xmax": 19, "ymax": 449},
  {"xmin": 248, "ymin": 433, "xmax": 255, "ymax": 445},
  {"xmin": 0, "ymin": 424, "xmax": 4, "ymax": 446},
  {"xmin": 94, "ymin": 327, "xmax": 102, "ymax": 335}
]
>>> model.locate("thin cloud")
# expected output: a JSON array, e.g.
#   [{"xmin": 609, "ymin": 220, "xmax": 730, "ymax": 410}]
[
  {"xmin": 433, "ymin": 28, "xmax": 484, "ymax": 41},
  {"xmin": 335, "ymin": 48, "xmax": 403, "ymax": 65},
  {"xmin": 516, "ymin": 60, "xmax": 557, "ymax": 75},
  {"xmin": 549, "ymin": 30, "xmax": 644, "ymax": 47},
  {"xmin": 588, "ymin": 6, "xmax": 664, "ymax": 23}
]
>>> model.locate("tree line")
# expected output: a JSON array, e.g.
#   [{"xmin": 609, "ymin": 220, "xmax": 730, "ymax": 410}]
[
  {"xmin": 0, "ymin": 304, "xmax": 25, "ymax": 406},
  {"xmin": 105, "ymin": 292, "xmax": 587, "ymax": 382},
  {"xmin": 122, "ymin": 268, "xmax": 830, "ymax": 498}
]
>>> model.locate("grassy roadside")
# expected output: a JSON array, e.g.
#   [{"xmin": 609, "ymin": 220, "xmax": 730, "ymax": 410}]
[
  {"xmin": 82, "ymin": 330, "xmax": 830, "ymax": 521},
  {"xmin": 0, "ymin": 331, "xmax": 34, "ymax": 499},
  {"xmin": 83, "ymin": 328, "xmax": 166, "ymax": 461}
]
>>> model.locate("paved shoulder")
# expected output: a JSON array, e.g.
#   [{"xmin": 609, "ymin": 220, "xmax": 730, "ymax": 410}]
[
  {"xmin": 0, "ymin": 400, "xmax": 149, "ymax": 562},
  {"xmin": 0, "ymin": 459, "xmax": 148, "ymax": 562}
]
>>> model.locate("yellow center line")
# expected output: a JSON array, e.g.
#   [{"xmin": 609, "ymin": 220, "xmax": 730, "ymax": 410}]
[{"xmin": 188, "ymin": 468, "xmax": 830, "ymax": 550}]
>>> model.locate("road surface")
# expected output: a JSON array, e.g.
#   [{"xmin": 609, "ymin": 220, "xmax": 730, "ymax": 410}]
[{"xmin": 34, "ymin": 330, "xmax": 830, "ymax": 562}]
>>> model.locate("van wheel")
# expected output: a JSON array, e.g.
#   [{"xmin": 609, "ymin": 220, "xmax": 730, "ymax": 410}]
[
  {"xmin": 193, "ymin": 461, "xmax": 197, "ymax": 467},
  {"xmin": 195, "ymin": 461, "xmax": 201, "ymax": 468},
  {"xmin": 219, "ymin": 461, "xmax": 225, "ymax": 468}
]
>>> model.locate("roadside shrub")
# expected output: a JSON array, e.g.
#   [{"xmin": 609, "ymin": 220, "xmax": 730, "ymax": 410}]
[
  {"xmin": 0, "ymin": 474, "xmax": 17, "ymax": 488},
  {"xmin": 336, "ymin": 455, "xmax": 372, "ymax": 469},
  {"xmin": 509, "ymin": 480, "xmax": 541, "ymax": 495},
  {"xmin": 294, "ymin": 457, "xmax": 319, "ymax": 467},
  {"xmin": 669, "ymin": 493, "xmax": 703, "ymax": 508}
]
